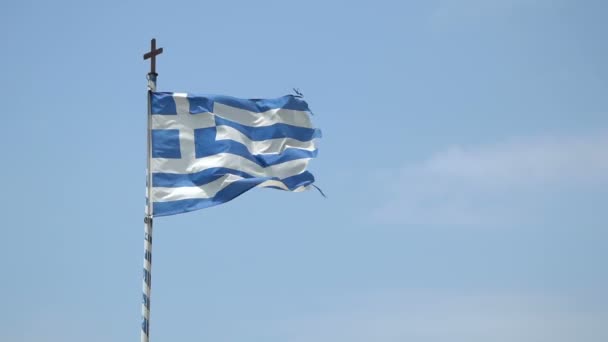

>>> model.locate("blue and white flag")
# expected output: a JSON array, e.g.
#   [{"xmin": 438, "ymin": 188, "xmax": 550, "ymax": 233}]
[{"xmin": 150, "ymin": 92, "xmax": 321, "ymax": 216}]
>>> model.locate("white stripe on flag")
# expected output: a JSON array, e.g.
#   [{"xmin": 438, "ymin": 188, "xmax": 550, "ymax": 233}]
[
  {"xmin": 152, "ymin": 112, "xmax": 215, "ymax": 130},
  {"xmin": 153, "ymin": 175, "xmax": 309, "ymax": 202},
  {"xmin": 152, "ymin": 153, "xmax": 311, "ymax": 178},
  {"xmin": 213, "ymin": 102, "xmax": 313, "ymax": 128}
]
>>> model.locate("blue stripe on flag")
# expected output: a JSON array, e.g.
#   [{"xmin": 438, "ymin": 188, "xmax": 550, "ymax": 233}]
[
  {"xmin": 282, "ymin": 171, "xmax": 315, "ymax": 189},
  {"xmin": 153, "ymin": 169, "xmax": 314, "ymax": 189},
  {"xmin": 215, "ymin": 117, "xmax": 321, "ymax": 142},
  {"xmin": 152, "ymin": 92, "xmax": 310, "ymax": 115},
  {"xmin": 188, "ymin": 94, "xmax": 310, "ymax": 114}
]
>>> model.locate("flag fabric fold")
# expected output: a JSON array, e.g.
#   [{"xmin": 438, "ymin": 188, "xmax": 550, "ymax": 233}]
[{"xmin": 149, "ymin": 92, "xmax": 321, "ymax": 216}]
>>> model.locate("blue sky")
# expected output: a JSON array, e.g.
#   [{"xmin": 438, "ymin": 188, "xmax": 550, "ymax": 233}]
[{"xmin": 1, "ymin": 0, "xmax": 607, "ymax": 341}]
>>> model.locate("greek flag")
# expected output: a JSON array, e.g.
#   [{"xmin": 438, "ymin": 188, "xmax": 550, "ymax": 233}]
[{"xmin": 150, "ymin": 92, "xmax": 321, "ymax": 216}]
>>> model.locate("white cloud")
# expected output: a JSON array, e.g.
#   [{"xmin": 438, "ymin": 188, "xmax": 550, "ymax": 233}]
[{"xmin": 372, "ymin": 133, "xmax": 608, "ymax": 225}]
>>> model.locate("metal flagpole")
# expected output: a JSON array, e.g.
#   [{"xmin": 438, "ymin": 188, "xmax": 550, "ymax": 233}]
[{"xmin": 142, "ymin": 38, "xmax": 163, "ymax": 342}]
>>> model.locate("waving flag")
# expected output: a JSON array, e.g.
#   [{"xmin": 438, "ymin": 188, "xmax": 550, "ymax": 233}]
[{"xmin": 149, "ymin": 92, "xmax": 321, "ymax": 216}]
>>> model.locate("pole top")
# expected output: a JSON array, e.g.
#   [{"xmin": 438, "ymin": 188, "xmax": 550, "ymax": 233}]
[{"xmin": 143, "ymin": 38, "xmax": 163, "ymax": 76}]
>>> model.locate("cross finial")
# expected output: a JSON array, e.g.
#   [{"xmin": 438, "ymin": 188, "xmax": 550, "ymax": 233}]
[{"xmin": 143, "ymin": 38, "xmax": 163, "ymax": 75}]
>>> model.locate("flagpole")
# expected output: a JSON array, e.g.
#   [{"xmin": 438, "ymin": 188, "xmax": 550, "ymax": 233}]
[
  {"xmin": 142, "ymin": 38, "xmax": 163, "ymax": 342},
  {"xmin": 141, "ymin": 73, "xmax": 155, "ymax": 342}
]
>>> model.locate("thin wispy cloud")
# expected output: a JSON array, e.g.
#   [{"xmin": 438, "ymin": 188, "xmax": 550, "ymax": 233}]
[
  {"xmin": 266, "ymin": 290, "xmax": 608, "ymax": 342},
  {"xmin": 373, "ymin": 133, "xmax": 608, "ymax": 225},
  {"xmin": 429, "ymin": 0, "xmax": 562, "ymax": 28}
]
